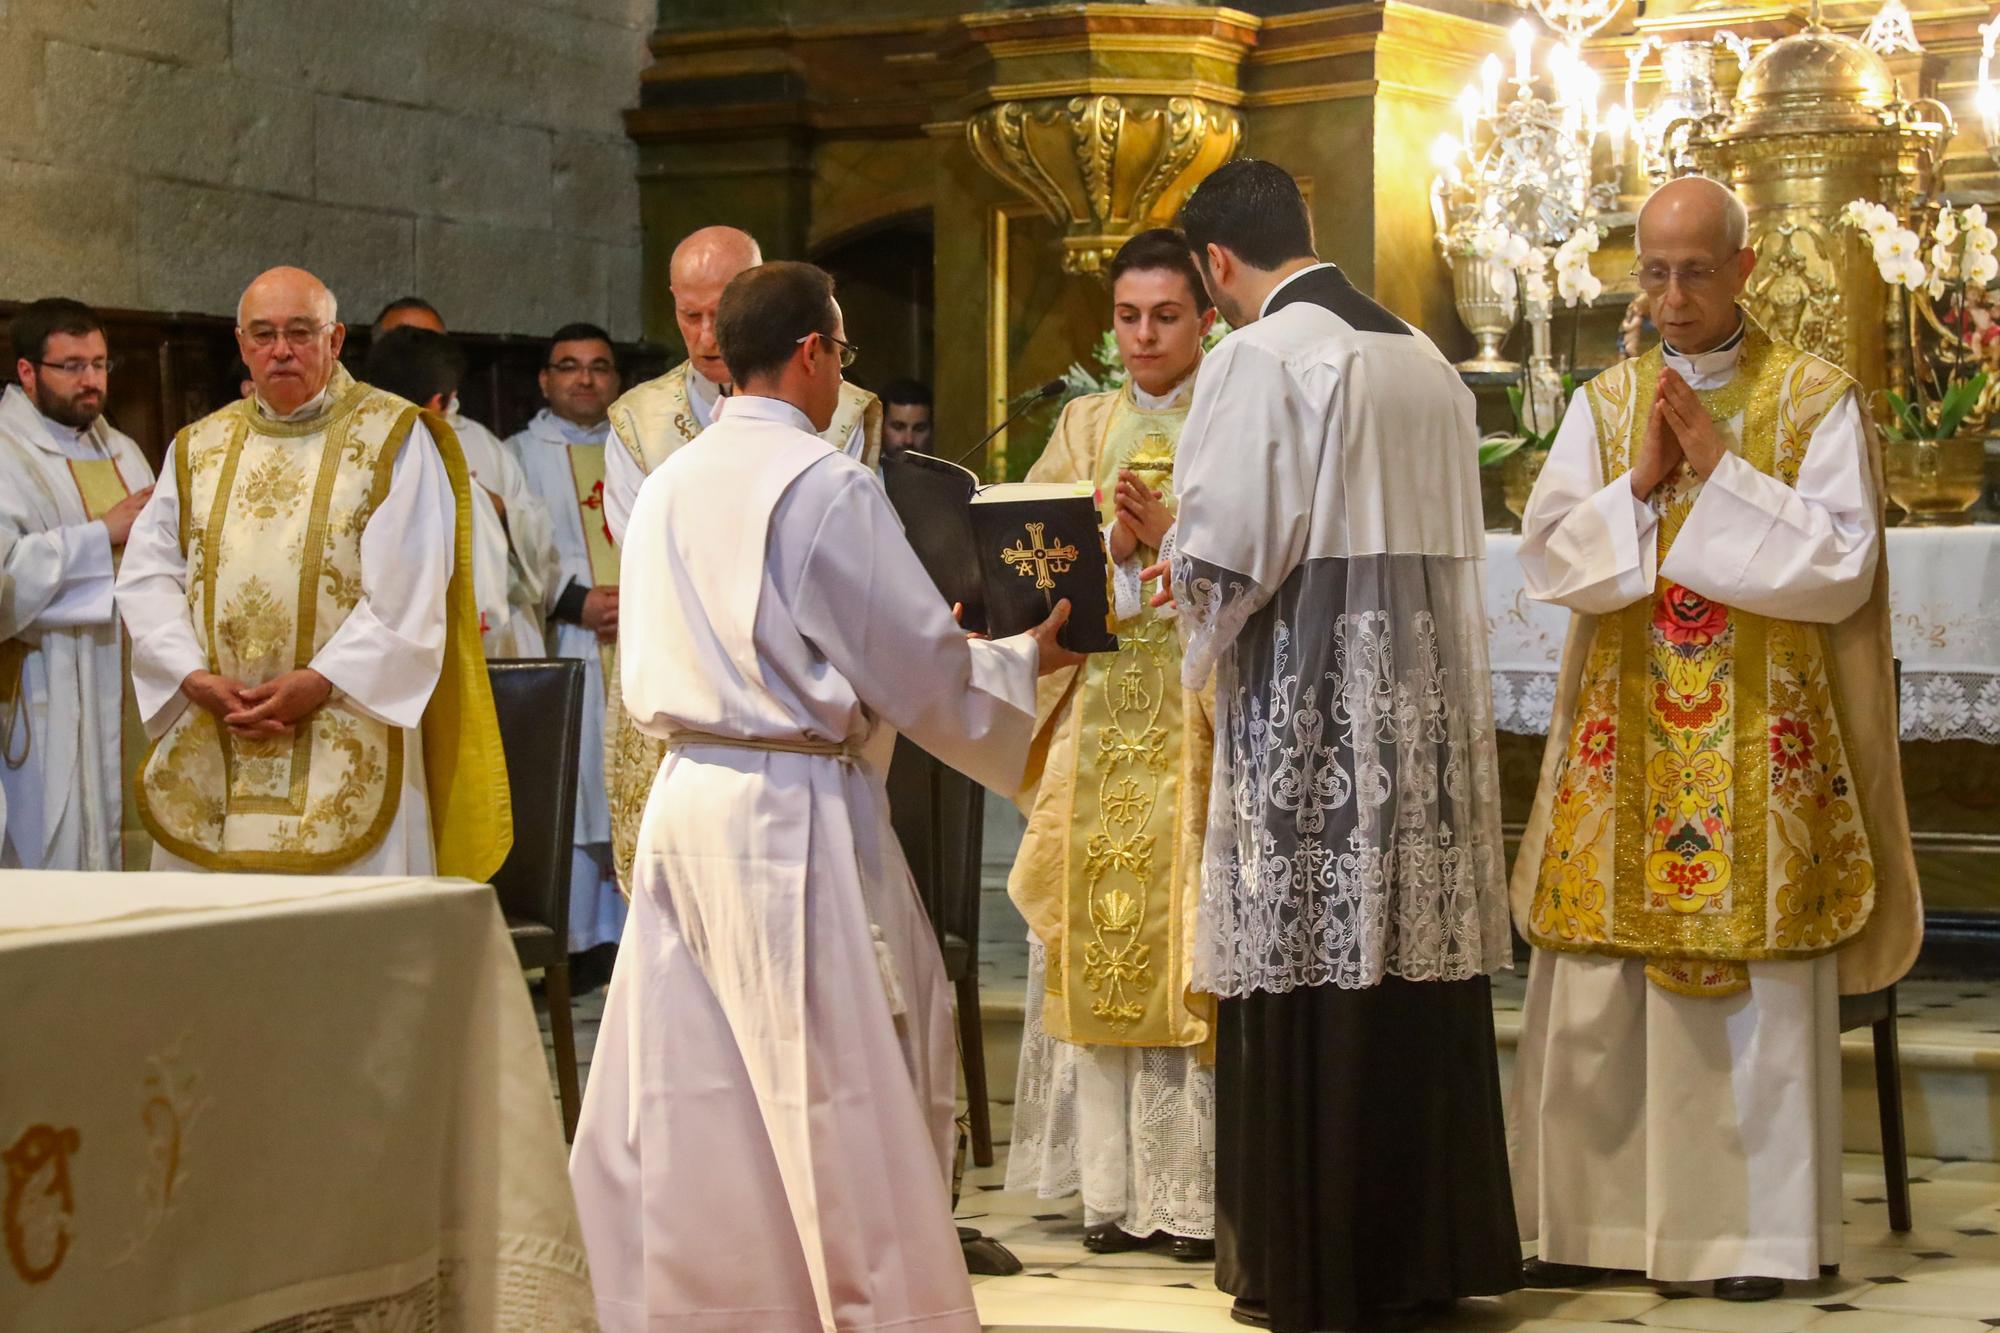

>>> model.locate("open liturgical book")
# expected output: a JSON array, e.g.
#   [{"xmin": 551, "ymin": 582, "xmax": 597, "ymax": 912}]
[{"xmin": 881, "ymin": 451, "xmax": 1118, "ymax": 654}]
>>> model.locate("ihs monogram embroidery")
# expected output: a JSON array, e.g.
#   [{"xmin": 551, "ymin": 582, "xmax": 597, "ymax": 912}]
[{"xmin": 1002, "ymin": 522, "xmax": 1079, "ymax": 591}]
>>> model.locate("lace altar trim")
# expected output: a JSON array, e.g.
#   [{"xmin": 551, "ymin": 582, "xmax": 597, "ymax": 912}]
[{"xmin": 244, "ymin": 1233, "xmax": 598, "ymax": 1332}]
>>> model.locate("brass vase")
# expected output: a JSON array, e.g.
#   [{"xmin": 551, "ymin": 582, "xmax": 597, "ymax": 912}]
[
  {"xmin": 1884, "ymin": 433, "xmax": 1986, "ymax": 525},
  {"xmin": 1452, "ymin": 257, "xmax": 1519, "ymax": 374},
  {"xmin": 1501, "ymin": 446, "xmax": 1550, "ymax": 529}
]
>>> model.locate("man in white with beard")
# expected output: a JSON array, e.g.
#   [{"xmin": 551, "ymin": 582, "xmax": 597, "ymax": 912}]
[
  {"xmin": 0, "ymin": 298, "xmax": 154, "ymax": 870},
  {"xmin": 569, "ymin": 259, "xmax": 1080, "ymax": 1333}
]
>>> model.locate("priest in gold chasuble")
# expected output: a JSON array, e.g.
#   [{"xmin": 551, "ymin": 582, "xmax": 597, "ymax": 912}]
[
  {"xmin": 1511, "ymin": 178, "xmax": 1919, "ymax": 1299},
  {"xmin": 600, "ymin": 227, "xmax": 880, "ymax": 893},
  {"xmin": 1, "ymin": 298, "xmax": 155, "ymax": 871},
  {"xmin": 1005, "ymin": 231, "xmax": 1218, "ymax": 1259},
  {"xmin": 116, "ymin": 268, "xmax": 509, "ymax": 881},
  {"xmin": 505, "ymin": 322, "xmax": 628, "ymax": 962}
]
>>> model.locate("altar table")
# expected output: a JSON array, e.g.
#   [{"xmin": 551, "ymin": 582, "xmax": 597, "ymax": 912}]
[
  {"xmin": 0, "ymin": 872, "xmax": 596, "ymax": 1332},
  {"xmin": 1484, "ymin": 526, "xmax": 2000, "ymax": 740}
]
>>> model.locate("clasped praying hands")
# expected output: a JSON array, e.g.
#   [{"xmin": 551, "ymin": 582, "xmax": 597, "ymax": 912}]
[
  {"xmin": 1632, "ymin": 367, "xmax": 1727, "ymax": 500},
  {"xmin": 182, "ymin": 666, "xmax": 333, "ymax": 739}
]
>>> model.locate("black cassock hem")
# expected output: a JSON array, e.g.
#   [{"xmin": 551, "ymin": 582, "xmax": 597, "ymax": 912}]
[{"xmin": 1215, "ymin": 974, "xmax": 1523, "ymax": 1331}]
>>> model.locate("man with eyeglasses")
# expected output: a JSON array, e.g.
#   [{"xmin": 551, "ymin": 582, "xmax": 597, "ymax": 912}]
[
  {"xmin": 372, "ymin": 297, "xmax": 557, "ymax": 661},
  {"xmin": 0, "ymin": 297, "xmax": 155, "ymax": 871},
  {"xmin": 593, "ymin": 228, "xmax": 885, "ymax": 896},
  {"xmin": 1512, "ymin": 174, "xmax": 1917, "ymax": 1303},
  {"xmin": 504, "ymin": 322, "xmax": 629, "ymax": 986},
  {"xmin": 115, "ymin": 266, "xmax": 509, "ymax": 882}
]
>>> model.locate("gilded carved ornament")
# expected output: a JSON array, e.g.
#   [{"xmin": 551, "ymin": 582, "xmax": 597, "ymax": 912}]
[{"xmin": 966, "ymin": 94, "xmax": 1242, "ymax": 275}]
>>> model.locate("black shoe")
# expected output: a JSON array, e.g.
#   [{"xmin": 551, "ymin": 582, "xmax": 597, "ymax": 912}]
[
  {"xmin": 1715, "ymin": 1276, "xmax": 1783, "ymax": 1302},
  {"xmin": 1083, "ymin": 1222, "xmax": 1162, "ymax": 1254},
  {"xmin": 1229, "ymin": 1298, "xmax": 1273, "ymax": 1329},
  {"xmin": 567, "ymin": 942, "xmax": 618, "ymax": 995},
  {"xmin": 1521, "ymin": 1257, "xmax": 1608, "ymax": 1288},
  {"xmin": 1167, "ymin": 1235, "xmax": 1215, "ymax": 1263}
]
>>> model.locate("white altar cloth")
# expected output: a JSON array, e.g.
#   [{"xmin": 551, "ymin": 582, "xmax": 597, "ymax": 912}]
[
  {"xmin": 1485, "ymin": 526, "xmax": 2000, "ymax": 740},
  {"xmin": 0, "ymin": 871, "xmax": 596, "ymax": 1332}
]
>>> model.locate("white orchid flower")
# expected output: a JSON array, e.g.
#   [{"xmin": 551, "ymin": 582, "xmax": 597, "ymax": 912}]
[
  {"xmin": 1970, "ymin": 250, "xmax": 2000, "ymax": 286},
  {"xmin": 1969, "ymin": 226, "xmax": 1999, "ymax": 256},
  {"xmin": 1936, "ymin": 211, "xmax": 1961, "ymax": 246},
  {"xmin": 1873, "ymin": 228, "xmax": 1921, "ymax": 265},
  {"xmin": 1967, "ymin": 204, "xmax": 1988, "ymax": 229}
]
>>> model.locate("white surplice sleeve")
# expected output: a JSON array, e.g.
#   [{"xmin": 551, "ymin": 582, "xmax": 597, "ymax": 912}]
[
  {"xmin": 1, "ymin": 514, "xmax": 112, "ymax": 633},
  {"xmin": 604, "ymin": 417, "xmax": 646, "ymax": 548},
  {"xmin": 1167, "ymin": 336, "xmax": 1318, "ymax": 688},
  {"xmin": 310, "ymin": 422, "xmax": 455, "ymax": 729},
  {"xmin": 1657, "ymin": 387, "xmax": 1878, "ymax": 623},
  {"xmin": 789, "ymin": 466, "xmax": 1040, "ymax": 797},
  {"xmin": 117, "ymin": 441, "xmax": 206, "ymax": 733},
  {"xmin": 1517, "ymin": 386, "xmax": 1660, "ymax": 614}
]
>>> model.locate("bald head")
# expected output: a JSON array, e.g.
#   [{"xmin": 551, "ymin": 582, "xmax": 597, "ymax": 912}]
[
  {"xmin": 671, "ymin": 226, "xmax": 763, "ymax": 386},
  {"xmin": 1635, "ymin": 176, "xmax": 1755, "ymax": 355},
  {"xmin": 235, "ymin": 266, "xmax": 346, "ymax": 416},
  {"xmin": 237, "ymin": 266, "xmax": 338, "ymax": 329}
]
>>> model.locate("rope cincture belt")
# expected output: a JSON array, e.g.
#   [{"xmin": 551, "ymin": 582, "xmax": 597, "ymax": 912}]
[{"xmin": 666, "ymin": 729, "xmax": 863, "ymax": 763}]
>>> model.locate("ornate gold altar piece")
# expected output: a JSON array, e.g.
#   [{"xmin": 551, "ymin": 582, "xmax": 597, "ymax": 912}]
[
  {"xmin": 967, "ymin": 94, "xmax": 1243, "ymax": 274},
  {"xmin": 1680, "ymin": 7, "xmax": 1952, "ymax": 400}
]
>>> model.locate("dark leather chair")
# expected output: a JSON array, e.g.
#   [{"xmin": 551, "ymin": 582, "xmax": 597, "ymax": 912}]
[
  {"xmin": 887, "ymin": 734, "xmax": 997, "ymax": 1166},
  {"xmin": 486, "ymin": 659, "xmax": 587, "ymax": 1141},
  {"xmin": 1841, "ymin": 657, "xmax": 1912, "ymax": 1233}
]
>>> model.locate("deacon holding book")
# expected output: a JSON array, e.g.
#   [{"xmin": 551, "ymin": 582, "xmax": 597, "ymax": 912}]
[
  {"xmin": 568, "ymin": 260, "xmax": 1081, "ymax": 1333},
  {"xmin": 1510, "ymin": 174, "xmax": 1918, "ymax": 1301},
  {"xmin": 1154, "ymin": 160, "xmax": 1521, "ymax": 1330},
  {"xmin": 1005, "ymin": 228, "xmax": 1220, "ymax": 1260}
]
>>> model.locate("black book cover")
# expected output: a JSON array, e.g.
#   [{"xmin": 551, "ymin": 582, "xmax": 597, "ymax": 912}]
[{"xmin": 881, "ymin": 450, "xmax": 1118, "ymax": 654}]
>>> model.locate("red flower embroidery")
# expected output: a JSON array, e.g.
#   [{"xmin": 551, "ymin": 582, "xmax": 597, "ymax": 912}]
[
  {"xmin": 1576, "ymin": 719, "xmax": 1615, "ymax": 768},
  {"xmin": 580, "ymin": 478, "xmax": 613, "ymax": 545},
  {"xmin": 1770, "ymin": 717, "xmax": 1815, "ymax": 772},
  {"xmin": 1653, "ymin": 584, "xmax": 1728, "ymax": 647}
]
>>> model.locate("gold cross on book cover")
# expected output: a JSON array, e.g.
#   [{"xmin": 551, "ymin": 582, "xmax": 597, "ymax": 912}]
[{"xmin": 880, "ymin": 452, "xmax": 1117, "ymax": 654}]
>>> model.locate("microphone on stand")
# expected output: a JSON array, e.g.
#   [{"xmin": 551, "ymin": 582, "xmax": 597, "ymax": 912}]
[{"xmin": 946, "ymin": 379, "xmax": 1069, "ymax": 469}]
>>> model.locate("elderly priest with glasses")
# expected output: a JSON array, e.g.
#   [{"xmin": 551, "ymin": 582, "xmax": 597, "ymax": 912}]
[
  {"xmin": 114, "ymin": 266, "xmax": 507, "ymax": 880},
  {"xmin": 1510, "ymin": 175, "xmax": 1919, "ymax": 1302}
]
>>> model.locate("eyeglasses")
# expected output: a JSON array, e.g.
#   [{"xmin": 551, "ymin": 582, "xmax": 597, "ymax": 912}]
[
  {"xmin": 1632, "ymin": 262, "xmax": 1728, "ymax": 295},
  {"xmin": 796, "ymin": 331, "xmax": 859, "ymax": 369},
  {"xmin": 37, "ymin": 357, "xmax": 115, "ymax": 376},
  {"xmin": 547, "ymin": 358, "xmax": 617, "ymax": 377},
  {"xmin": 241, "ymin": 322, "xmax": 333, "ymax": 351}
]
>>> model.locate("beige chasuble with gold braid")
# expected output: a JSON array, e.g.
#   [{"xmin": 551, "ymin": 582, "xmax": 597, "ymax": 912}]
[
  {"xmin": 599, "ymin": 361, "xmax": 882, "ymax": 889},
  {"xmin": 138, "ymin": 371, "xmax": 510, "ymax": 875},
  {"xmin": 1514, "ymin": 325, "xmax": 1917, "ymax": 997},
  {"xmin": 1010, "ymin": 385, "xmax": 1214, "ymax": 1049}
]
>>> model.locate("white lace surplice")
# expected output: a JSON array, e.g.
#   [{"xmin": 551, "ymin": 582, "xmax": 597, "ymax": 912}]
[
  {"xmin": 1007, "ymin": 940, "xmax": 1217, "ymax": 1237},
  {"xmin": 1167, "ymin": 309, "xmax": 1511, "ymax": 999}
]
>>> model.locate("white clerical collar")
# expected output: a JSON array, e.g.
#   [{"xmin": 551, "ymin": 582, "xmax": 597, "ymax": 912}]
[
  {"xmin": 1130, "ymin": 368, "xmax": 1195, "ymax": 411},
  {"xmin": 34, "ymin": 405, "xmax": 89, "ymax": 451},
  {"xmin": 719, "ymin": 394, "xmax": 815, "ymax": 435},
  {"xmin": 1258, "ymin": 261, "xmax": 1338, "ymax": 319},
  {"xmin": 687, "ymin": 368, "xmax": 729, "ymax": 427},
  {"xmin": 255, "ymin": 385, "xmax": 331, "ymax": 423},
  {"xmin": 1662, "ymin": 314, "xmax": 1748, "ymax": 390}
]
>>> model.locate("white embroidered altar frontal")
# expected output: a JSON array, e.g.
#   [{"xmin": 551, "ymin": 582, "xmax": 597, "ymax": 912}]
[
  {"xmin": 1485, "ymin": 527, "xmax": 2000, "ymax": 740},
  {"xmin": 0, "ymin": 872, "xmax": 596, "ymax": 1332}
]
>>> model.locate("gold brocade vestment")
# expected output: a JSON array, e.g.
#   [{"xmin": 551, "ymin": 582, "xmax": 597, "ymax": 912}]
[
  {"xmin": 1514, "ymin": 326, "xmax": 1916, "ymax": 997},
  {"xmin": 1009, "ymin": 386, "xmax": 1214, "ymax": 1048},
  {"xmin": 138, "ymin": 367, "xmax": 510, "ymax": 877},
  {"xmin": 600, "ymin": 362, "xmax": 881, "ymax": 889}
]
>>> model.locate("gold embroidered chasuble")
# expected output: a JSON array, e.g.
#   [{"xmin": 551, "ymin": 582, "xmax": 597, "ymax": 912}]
[
  {"xmin": 138, "ymin": 367, "xmax": 511, "ymax": 877},
  {"xmin": 1513, "ymin": 326, "xmax": 1919, "ymax": 997},
  {"xmin": 1009, "ymin": 386, "xmax": 1215, "ymax": 1048},
  {"xmin": 599, "ymin": 362, "xmax": 882, "ymax": 889}
]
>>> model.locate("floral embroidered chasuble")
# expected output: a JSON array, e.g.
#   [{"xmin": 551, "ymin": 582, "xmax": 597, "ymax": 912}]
[
  {"xmin": 1525, "ymin": 328, "xmax": 1876, "ymax": 996},
  {"xmin": 1011, "ymin": 386, "xmax": 1214, "ymax": 1049}
]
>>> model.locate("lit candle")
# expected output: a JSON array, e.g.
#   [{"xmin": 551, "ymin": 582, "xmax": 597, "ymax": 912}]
[
  {"xmin": 1458, "ymin": 86, "xmax": 1480, "ymax": 147},
  {"xmin": 1513, "ymin": 20, "xmax": 1535, "ymax": 88},
  {"xmin": 1482, "ymin": 55, "xmax": 1503, "ymax": 113},
  {"xmin": 1580, "ymin": 64, "xmax": 1600, "ymax": 140},
  {"xmin": 1431, "ymin": 133, "xmax": 1462, "ymax": 173},
  {"xmin": 1605, "ymin": 102, "xmax": 1629, "ymax": 169}
]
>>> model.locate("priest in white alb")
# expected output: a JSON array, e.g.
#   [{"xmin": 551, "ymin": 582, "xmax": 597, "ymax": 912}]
[
  {"xmin": 1, "ymin": 298, "xmax": 155, "ymax": 870},
  {"xmin": 505, "ymin": 321, "xmax": 628, "ymax": 971},
  {"xmin": 599, "ymin": 225, "xmax": 882, "ymax": 890},
  {"xmin": 116, "ymin": 266, "xmax": 508, "ymax": 879},
  {"xmin": 1511, "ymin": 176, "xmax": 1920, "ymax": 1302},
  {"xmin": 568, "ymin": 260, "xmax": 1079, "ymax": 1333}
]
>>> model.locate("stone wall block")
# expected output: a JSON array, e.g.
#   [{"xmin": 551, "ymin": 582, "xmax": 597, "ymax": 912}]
[{"xmin": 0, "ymin": 159, "xmax": 142, "ymax": 307}]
